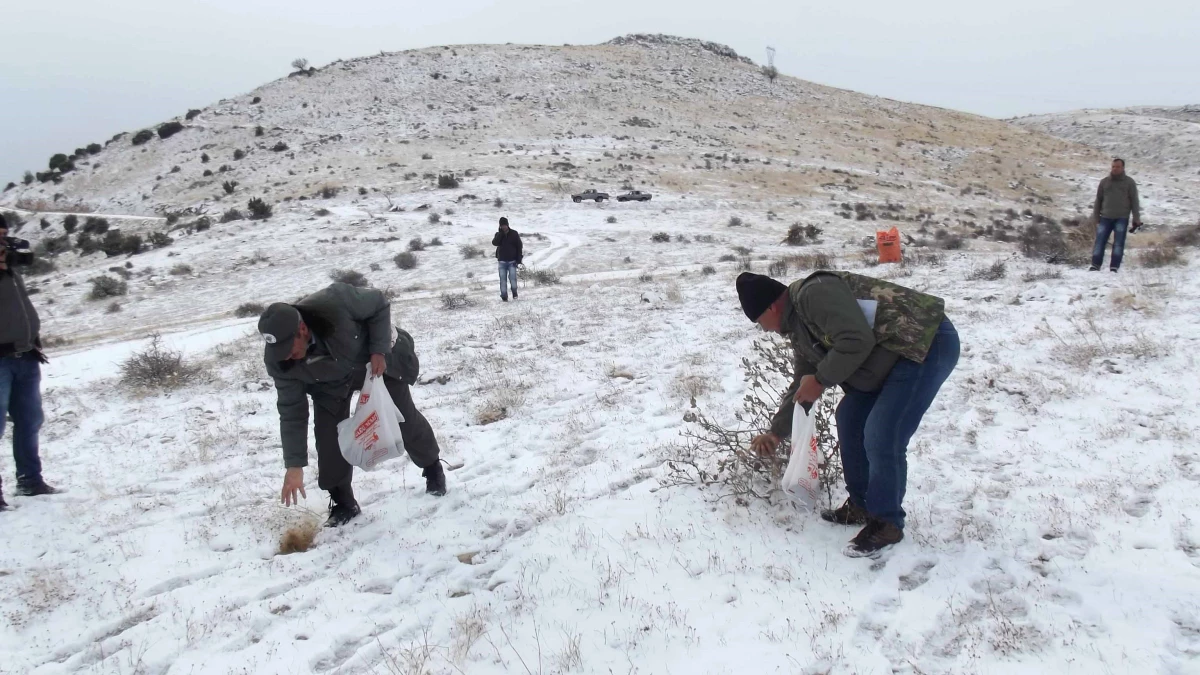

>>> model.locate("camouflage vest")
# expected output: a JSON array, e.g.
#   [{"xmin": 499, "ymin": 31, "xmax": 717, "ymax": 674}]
[{"xmin": 800, "ymin": 271, "xmax": 945, "ymax": 363}]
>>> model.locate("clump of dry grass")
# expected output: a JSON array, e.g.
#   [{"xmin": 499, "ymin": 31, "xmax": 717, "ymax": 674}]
[
  {"xmin": 1139, "ymin": 245, "xmax": 1183, "ymax": 268},
  {"xmin": 278, "ymin": 516, "xmax": 320, "ymax": 555}
]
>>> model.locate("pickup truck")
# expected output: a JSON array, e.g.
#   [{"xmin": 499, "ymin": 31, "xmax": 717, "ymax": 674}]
[
  {"xmin": 572, "ymin": 189, "xmax": 609, "ymax": 203},
  {"xmin": 616, "ymin": 190, "xmax": 653, "ymax": 202}
]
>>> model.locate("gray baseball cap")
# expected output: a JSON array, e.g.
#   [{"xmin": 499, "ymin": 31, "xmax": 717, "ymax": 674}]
[{"xmin": 258, "ymin": 303, "xmax": 301, "ymax": 362}]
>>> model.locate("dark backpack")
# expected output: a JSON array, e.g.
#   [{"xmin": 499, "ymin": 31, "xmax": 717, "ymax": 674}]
[{"xmin": 393, "ymin": 327, "xmax": 420, "ymax": 385}]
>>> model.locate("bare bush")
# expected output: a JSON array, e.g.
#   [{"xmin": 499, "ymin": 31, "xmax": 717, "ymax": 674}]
[
  {"xmin": 787, "ymin": 252, "xmax": 833, "ymax": 270},
  {"xmin": 1021, "ymin": 268, "xmax": 1062, "ymax": 282},
  {"xmin": 120, "ymin": 334, "xmax": 203, "ymax": 390},
  {"xmin": 701, "ymin": 265, "xmax": 716, "ymax": 275},
  {"xmin": 428, "ymin": 212, "xmax": 441, "ymax": 224},
  {"xmin": 967, "ymin": 260, "xmax": 1007, "ymax": 281},
  {"xmin": 767, "ymin": 259, "xmax": 790, "ymax": 277},
  {"xmin": 440, "ymin": 292, "xmax": 475, "ymax": 310},
  {"xmin": 394, "ymin": 252, "xmax": 418, "ymax": 270},
  {"xmin": 247, "ymin": 197, "xmax": 273, "ymax": 220},
  {"xmin": 220, "ymin": 208, "xmax": 243, "ymax": 223},
  {"xmin": 1166, "ymin": 221, "xmax": 1200, "ymax": 248},
  {"xmin": 234, "ymin": 302, "xmax": 264, "ymax": 318},
  {"xmin": 88, "ymin": 275, "xmax": 127, "ymax": 300},
  {"xmin": 661, "ymin": 337, "xmax": 842, "ymax": 505},
  {"xmin": 459, "ymin": 244, "xmax": 483, "ymax": 259},
  {"xmin": 329, "ymin": 269, "xmax": 368, "ymax": 287},
  {"xmin": 939, "ymin": 234, "xmax": 965, "ymax": 250},
  {"xmin": 520, "ymin": 268, "xmax": 560, "ymax": 285},
  {"xmin": 650, "ymin": 232, "xmax": 671, "ymax": 243},
  {"xmin": 408, "ymin": 237, "xmax": 425, "ymax": 252},
  {"xmin": 170, "ymin": 263, "xmax": 193, "ymax": 276},
  {"xmin": 437, "ymin": 174, "xmax": 459, "ymax": 189},
  {"xmin": 1139, "ymin": 245, "xmax": 1183, "ymax": 268},
  {"xmin": 727, "ymin": 216, "xmax": 746, "ymax": 228}
]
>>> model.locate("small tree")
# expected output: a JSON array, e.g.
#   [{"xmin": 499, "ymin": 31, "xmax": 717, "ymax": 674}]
[
  {"xmin": 255, "ymin": 126, "xmax": 265, "ymax": 137},
  {"xmin": 437, "ymin": 174, "xmax": 459, "ymax": 189},
  {"xmin": 222, "ymin": 180, "xmax": 238, "ymax": 194},
  {"xmin": 185, "ymin": 109, "xmax": 202, "ymax": 121},
  {"xmin": 247, "ymin": 197, "xmax": 273, "ymax": 220},
  {"xmin": 762, "ymin": 65, "xmax": 779, "ymax": 82},
  {"xmin": 49, "ymin": 153, "xmax": 69, "ymax": 170},
  {"xmin": 291, "ymin": 58, "xmax": 309, "ymax": 72},
  {"xmin": 23, "ymin": 171, "xmax": 34, "ymax": 185},
  {"xmin": 119, "ymin": 334, "xmax": 202, "ymax": 390},
  {"xmin": 63, "ymin": 214, "xmax": 78, "ymax": 233},
  {"xmin": 271, "ymin": 141, "xmax": 288, "ymax": 152},
  {"xmin": 131, "ymin": 130, "xmax": 154, "ymax": 145},
  {"xmin": 86, "ymin": 143, "xmax": 102, "ymax": 155},
  {"xmin": 233, "ymin": 149, "xmax": 246, "ymax": 160},
  {"xmin": 220, "ymin": 208, "xmax": 244, "ymax": 223}
]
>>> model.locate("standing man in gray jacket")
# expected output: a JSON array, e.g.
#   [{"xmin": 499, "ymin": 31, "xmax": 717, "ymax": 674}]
[
  {"xmin": 259, "ymin": 282, "xmax": 446, "ymax": 528},
  {"xmin": 1091, "ymin": 158, "xmax": 1142, "ymax": 272},
  {"xmin": 0, "ymin": 214, "xmax": 58, "ymax": 510}
]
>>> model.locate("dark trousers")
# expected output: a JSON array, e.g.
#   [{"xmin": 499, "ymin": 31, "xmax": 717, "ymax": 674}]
[
  {"xmin": 1092, "ymin": 217, "xmax": 1129, "ymax": 270},
  {"xmin": 312, "ymin": 374, "xmax": 441, "ymax": 492},
  {"xmin": 834, "ymin": 319, "xmax": 960, "ymax": 529},
  {"xmin": 0, "ymin": 353, "xmax": 45, "ymax": 487}
]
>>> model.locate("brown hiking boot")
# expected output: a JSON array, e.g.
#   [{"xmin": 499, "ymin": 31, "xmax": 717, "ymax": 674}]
[
  {"xmin": 820, "ymin": 498, "xmax": 869, "ymax": 526},
  {"xmin": 844, "ymin": 519, "xmax": 904, "ymax": 558}
]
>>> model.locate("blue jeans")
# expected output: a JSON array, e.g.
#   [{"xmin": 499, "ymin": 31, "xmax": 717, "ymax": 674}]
[
  {"xmin": 834, "ymin": 319, "xmax": 960, "ymax": 529},
  {"xmin": 0, "ymin": 353, "xmax": 45, "ymax": 486},
  {"xmin": 498, "ymin": 261, "xmax": 518, "ymax": 299},
  {"xmin": 1092, "ymin": 217, "xmax": 1129, "ymax": 270}
]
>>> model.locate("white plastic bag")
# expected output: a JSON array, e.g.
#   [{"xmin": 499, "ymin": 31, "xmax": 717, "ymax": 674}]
[
  {"xmin": 337, "ymin": 371, "xmax": 406, "ymax": 471},
  {"xmin": 782, "ymin": 403, "xmax": 820, "ymax": 509}
]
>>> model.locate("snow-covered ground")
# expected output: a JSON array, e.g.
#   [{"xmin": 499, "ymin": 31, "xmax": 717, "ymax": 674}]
[{"xmin": 3, "ymin": 194, "xmax": 1199, "ymax": 674}]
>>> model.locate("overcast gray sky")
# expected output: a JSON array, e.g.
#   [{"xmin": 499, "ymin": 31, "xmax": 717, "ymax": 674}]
[{"xmin": 3, "ymin": 0, "xmax": 1196, "ymax": 181}]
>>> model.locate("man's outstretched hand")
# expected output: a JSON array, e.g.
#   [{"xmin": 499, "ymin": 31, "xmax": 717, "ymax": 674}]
[
  {"xmin": 750, "ymin": 433, "xmax": 781, "ymax": 456},
  {"xmin": 281, "ymin": 467, "xmax": 306, "ymax": 506}
]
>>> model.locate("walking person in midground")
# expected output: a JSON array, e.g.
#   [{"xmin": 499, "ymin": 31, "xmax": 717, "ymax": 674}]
[
  {"xmin": 260, "ymin": 282, "xmax": 447, "ymax": 528},
  {"xmin": 738, "ymin": 270, "xmax": 959, "ymax": 557},
  {"xmin": 1091, "ymin": 158, "xmax": 1142, "ymax": 272},
  {"xmin": 0, "ymin": 214, "xmax": 58, "ymax": 511},
  {"xmin": 492, "ymin": 217, "xmax": 523, "ymax": 302}
]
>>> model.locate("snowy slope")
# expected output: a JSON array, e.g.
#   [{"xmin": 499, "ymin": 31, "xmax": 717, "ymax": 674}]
[
  {"xmin": 1012, "ymin": 105, "xmax": 1200, "ymax": 173},
  {"xmin": 2, "ymin": 34, "xmax": 1200, "ymax": 675},
  {"xmin": 3, "ymin": 194, "xmax": 1200, "ymax": 674}
]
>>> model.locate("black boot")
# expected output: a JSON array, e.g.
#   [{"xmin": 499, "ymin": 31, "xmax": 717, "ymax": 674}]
[
  {"xmin": 324, "ymin": 484, "xmax": 361, "ymax": 528},
  {"xmin": 820, "ymin": 498, "xmax": 869, "ymax": 526},
  {"xmin": 512, "ymin": 289, "xmax": 518, "ymax": 300},
  {"xmin": 423, "ymin": 462, "xmax": 447, "ymax": 496},
  {"xmin": 0, "ymin": 480, "xmax": 7, "ymax": 512},
  {"xmin": 16, "ymin": 479, "xmax": 59, "ymax": 497}
]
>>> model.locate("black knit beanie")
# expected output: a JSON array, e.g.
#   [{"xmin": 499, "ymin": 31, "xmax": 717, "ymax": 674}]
[
  {"xmin": 499, "ymin": 217, "xmax": 509, "ymax": 227},
  {"xmin": 736, "ymin": 272, "xmax": 787, "ymax": 321}
]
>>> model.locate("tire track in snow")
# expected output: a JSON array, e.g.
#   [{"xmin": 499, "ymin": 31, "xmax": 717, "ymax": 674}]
[{"xmin": 523, "ymin": 230, "xmax": 581, "ymax": 269}]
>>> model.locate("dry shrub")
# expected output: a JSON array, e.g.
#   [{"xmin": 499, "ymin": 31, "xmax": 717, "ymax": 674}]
[
  {"xmin": 235, "ymin": 302, "xmax": 265, "ymax": 318},
  {"xmin": 329, "ymin": 269, "xmax": 368, "ymax": 287},
  {"xmin": 787, "ymin": 252, "xmax": 833, "ymax": 271},
  {"xmin": 1139, "ymin": 245, "xmax": 1183, "ymax": 268},
  {"xmin": 120, "ymin": 334, "xmax": 203, "ymax": 390},
  {"xmin": 661, "ymin": 337, "xmax": 841, "ymax": 505},
  {"xmin": 672, "ymin": 371, "xmax": 714, "ymax": 400},
  {"xmin": 967, "ymin": 260, "xmax": 1007, "ymax": 281},
  {"xmin": 1021, "ymin": 268, "xmax": 1062, "ymax": 282},
  {"xmin": 440, "ymin": 292, "xmax": 475, "ymax": 310},
  {"xmin": 476, "ymin": 401, "xmax": 508, "ymax": 425},
  {"xmin": 1166, "ymin": 221, "xmax": 1200, "ymax": 247},
  {"xmin": 278, "ymin": 517, "xmax": 320, "ymax": 555}
]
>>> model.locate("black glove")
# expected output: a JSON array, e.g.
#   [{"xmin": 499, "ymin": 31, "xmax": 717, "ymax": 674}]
[
  {"xmin": 33, "ymin": 348, "xmax": 49, "ymax": 365},
  {"xmin": 1130, "ymin": 221, "xmax": 1142, "ymax": 233}
]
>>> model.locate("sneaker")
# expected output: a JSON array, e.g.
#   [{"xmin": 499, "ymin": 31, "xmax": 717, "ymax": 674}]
[
  {"xmin": 820, "ymin": 498, "xmax": 869, "ymax": 526},
  {"xmin": 423, "ymin": 462, "xmax": 447, "ymax": 496},
  {"xmin": 844, "ymin": 519, "xmax": 904, "ymax": 558},
  {"xmin": 501, "ymin": 295, "xmax": 509, "ymax": 302},
  {"xmin": 16, "ymin": 480, "xmax": 59, "ymax": 497},
  {"xmin": 1110, "ymin": 268, "xmax": 1119, "ymax": 273},
  {"xmin": 323, "ymin": 486, "xmax": 361, "ymax": 528},
  {"xmin": 1088, "ymin": 266, "xmax": 1099, "ymax": 271},
  {"xmin": 512, "ymin": 290, "xmax": 518, "ymax": 300}
]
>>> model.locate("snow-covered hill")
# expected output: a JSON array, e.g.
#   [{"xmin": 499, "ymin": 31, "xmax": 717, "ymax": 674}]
[
  {"xmin": 1012, "ymin": 105, "xmax": 1200, "ymax": 173},
  {"xmin": 2, "ymin": 35, "xmax": 1200, "ymax": 675}
]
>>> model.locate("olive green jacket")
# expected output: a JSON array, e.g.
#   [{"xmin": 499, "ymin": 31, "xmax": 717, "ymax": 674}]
[{"xmin": 769, "ymin": 272, "xmax": 945, "ymax": 437}]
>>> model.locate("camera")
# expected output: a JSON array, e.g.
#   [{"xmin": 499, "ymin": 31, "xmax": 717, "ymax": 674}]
[{"xmin": 1, "ymin": 236, "xmax": 35, "ymax": 267}]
